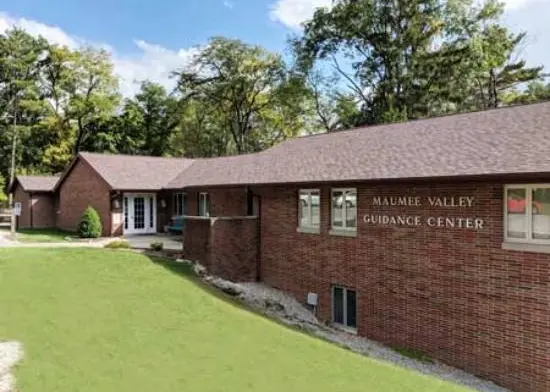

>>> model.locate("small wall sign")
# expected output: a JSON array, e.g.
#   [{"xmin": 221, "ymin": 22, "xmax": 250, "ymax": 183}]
[{"xmin": 13, "ymin": 202, "xmax": 22, "ymax": 217}]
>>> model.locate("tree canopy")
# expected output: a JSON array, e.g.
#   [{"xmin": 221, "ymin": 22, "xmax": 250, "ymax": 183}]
[{"xmin": 0, "ymin": 5, "xmax": 547, "ymax": 198}]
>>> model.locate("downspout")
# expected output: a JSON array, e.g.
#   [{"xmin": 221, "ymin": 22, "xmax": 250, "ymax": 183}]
[
  {"xmin": 29, "ymin": 192, "xmax": 33, "ymax": 228},
  {"xmin": 246, "ymin": 186, "xmax": 262, "ymax": 282}
]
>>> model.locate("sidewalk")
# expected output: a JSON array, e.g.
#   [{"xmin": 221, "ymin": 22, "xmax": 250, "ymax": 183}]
[{"xmin": 0, "ymin": 230, "xmax": 113, "ymax": 248}]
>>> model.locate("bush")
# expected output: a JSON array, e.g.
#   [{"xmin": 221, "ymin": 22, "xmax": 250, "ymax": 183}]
[
  {"xmin": 78, "ymin": 206, "xmax": 102, "ymax": 238},
  {"xmin": 150, "ymin": 241, "xmax": 164, "ymax": 251},
  {"xmin": 104, "ymin": 240, "xmax": 130, "ymax": 249}
]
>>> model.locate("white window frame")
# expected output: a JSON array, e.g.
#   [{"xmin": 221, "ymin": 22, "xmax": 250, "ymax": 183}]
[
  {"xmin": 331, "ymin": 285, "xmax": 357, "ymax": 333},
  {"xmin": 199, "ymin": 192, "xmax": 210, "ymax": 217},
  {"xmin": 173, "ymin": 192, "xmax": 186, "ymax": 217},
  {"xmin": 331, "ymin": 188, "xmax": 357, "ymax": 231},
  {"xmin": 504, "ymin": 184, "xmax": 550, "ymax": 244},
  {"xmin": 298, "ymin": 189, "xmax": 320, "ymax": 230}
]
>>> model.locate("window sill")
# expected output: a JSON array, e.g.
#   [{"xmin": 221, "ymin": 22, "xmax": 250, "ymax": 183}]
[
  {"xmin": 329, "ymin": 229, "xmax": 357, "ymax": 237},
  {"xmin": 297, "ymin": 226, "xmax": 320, "ymax": 234},
  {"xmin": 502, "ymin": 241, "xmax": 550, "ymax": 254}
]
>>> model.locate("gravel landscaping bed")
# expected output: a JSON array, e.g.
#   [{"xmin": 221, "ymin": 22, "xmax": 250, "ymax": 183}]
[
  {"xmin": 0, "ymin": 342, "xmax": 23, "ymax": 392},
  {"xmin": 188, "ymin": 261, "xmax": 509, "ymax": 392}
]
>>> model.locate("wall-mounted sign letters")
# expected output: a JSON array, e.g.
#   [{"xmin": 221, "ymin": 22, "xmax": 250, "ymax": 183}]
[{"xmin": 364, "ymin": 196, "xmax": 484, "ymax": 230}]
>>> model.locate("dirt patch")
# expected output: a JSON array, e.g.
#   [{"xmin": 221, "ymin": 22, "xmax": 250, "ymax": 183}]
[{"xmin": 0, "ymin": 342, "xmax": 23, "ymax": 392}]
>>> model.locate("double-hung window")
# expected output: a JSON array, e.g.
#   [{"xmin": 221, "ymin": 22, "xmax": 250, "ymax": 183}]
[
  {"xmin": 332, "ymin": 286, "xmax": 357, "ymax": 331},
  {"xmin": 331, "ymin": 188, "xmax": 357, "ymax": 232},
  {"xmin": 298, "ymin": 189, "xmax": 320, "ymax": 232},
  {"xmin": 198, "ymin": 192, "xmax": 211, "ymax": 217},
  {"xmin": 173, "ymin": 193, "xmax": 186, "ymax": 216},
  {"xmin": 505, "ymin": 185, "xmax": 550, "ymax": 243}
]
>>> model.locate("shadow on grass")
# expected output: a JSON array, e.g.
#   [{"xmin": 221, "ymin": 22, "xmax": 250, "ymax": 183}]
[
  {"xmin": 142, "ymin": 253, "xmax": 342, "ymax": 343},
  {"xmin": 13, "ymin": 228, "xmax": 75, "ymax": 242}
]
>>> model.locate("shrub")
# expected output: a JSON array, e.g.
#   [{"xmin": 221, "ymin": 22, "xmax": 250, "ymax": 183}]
[
  {"xmin": 104, "ymin": 240, "xmax": 130, "ymax": 249},
  {"xmin": 150, "ymin": 241, "xmax": 164, "ymax": 251},
  {"xmin": 78, "ymin": 206, "xmax": 102, "ymax": 238}
]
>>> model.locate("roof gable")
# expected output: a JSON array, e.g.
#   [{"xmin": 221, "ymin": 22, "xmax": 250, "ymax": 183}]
[
  {"xmin": 79, "ymin": 152, "xmax": 195, "ymax": 191},
  {"xmin": 9, "ymin": 175, "xmax": 59, "ymax": 193}
]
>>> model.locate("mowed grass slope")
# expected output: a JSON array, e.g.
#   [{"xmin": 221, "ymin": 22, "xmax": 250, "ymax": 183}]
[{"xmin": 0, "ymin": 249, "xmax": 471, "ymax": 392}]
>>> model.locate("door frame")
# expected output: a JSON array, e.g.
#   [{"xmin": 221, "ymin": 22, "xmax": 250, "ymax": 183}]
[{"xmin": 123, "ymin": 193, "xmax": 157, "ymax": 235}]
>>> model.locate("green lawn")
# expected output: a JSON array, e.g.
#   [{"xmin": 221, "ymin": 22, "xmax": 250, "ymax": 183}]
[
  {"xmin": 0, "ymin": 249, "xmax": 472, "ymax": 392},
  {"xmin": 13, "ymin": 228, "xmax": 73, "ymax": 242}
]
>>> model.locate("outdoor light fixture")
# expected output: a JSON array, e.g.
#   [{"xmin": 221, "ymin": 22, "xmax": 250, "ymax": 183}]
[
  {"xmin": 160, "ymin": 199, "xmax": 166, "ymax": 208},
  {"xmin": 111, "ymin": 197, "xmax": 121, "ymax": 210}
]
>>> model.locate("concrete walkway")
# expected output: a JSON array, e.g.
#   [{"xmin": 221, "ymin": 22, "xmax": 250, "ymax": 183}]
[
  {"xmin": 0, "ymin": 230, "xmax": 182, "ymax": 251},
  {"xmin": 123, "ymin": 234, "xmax": 183, "ymax": 251}
]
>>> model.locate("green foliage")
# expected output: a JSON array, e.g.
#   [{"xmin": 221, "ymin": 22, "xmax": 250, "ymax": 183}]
[
  {"xmin": 0, "ymin": 175, "xmax": 7, "ymax": 203},
  {"xmin": 174, "ymin": 37, "xmax": 314, "ymax": 155},
  {"xmin": 78, "ymin": 206, "xmax": 102, "ymax": 238},
  {"xmin": 0, "ymin": 16, "xmax": 545, "ymax": 179},
  {"xmin": 294, "ymin": 0, "xmax": 545, "ymax": 126},
  {"xmin": 104, "ymin": 239, "xmax": 131, "ymax": 249},
  {"xmin": 150, "ymin": 241, "xmax": 164, "ymax": 251},
  {"xmin": 392, "ymin": 346, "xmax": 434, "ymax": 363},
  {"xmin": 502, "ymin": 81, "xmax": 550, "ymax": 105}
]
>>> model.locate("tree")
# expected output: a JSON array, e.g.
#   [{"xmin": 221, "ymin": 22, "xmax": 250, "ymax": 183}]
[
  {"xmin": 0, "ymin": 29, "xmax": 49, "ymax": 181},
  {"xmin": 78, "ymin": 206, "xmax": 102, "ymax": 238},
  {"xmin": 502, "ymin": 81, "xmax": 550, "ymax": 105},
  {"xmin": 37, "ymin": 46, "xmax": 120, "ymax": 170},
  {"xmin": 174, "ymin": 37, "xmax": 294, "ymax": 154},
  {"xmin": 293, "ymin": 0, "xmax": 544, "ymax": 125}
]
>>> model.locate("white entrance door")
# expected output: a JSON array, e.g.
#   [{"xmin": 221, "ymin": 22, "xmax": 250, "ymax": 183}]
[{"xmin": 123, "ymin": 193, "xmax": 157, "ymax": 234}]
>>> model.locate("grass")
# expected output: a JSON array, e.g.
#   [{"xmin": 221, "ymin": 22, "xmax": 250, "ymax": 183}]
[
  {"xmin": 0, "ymin": 249, "xmax": 472, "ymax": 392},
  {"xmin": 13, "ymin": 228, "xmax": 73, "ymax": 242},
  {"xmin": 392, "ymin": 346, "xmax": 434, "ymax": 363}
]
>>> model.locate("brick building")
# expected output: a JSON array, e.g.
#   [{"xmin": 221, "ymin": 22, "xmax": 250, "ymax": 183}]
[{"xmin": 9, "ymin": 102, "xmax": 550, "ymax": 391}]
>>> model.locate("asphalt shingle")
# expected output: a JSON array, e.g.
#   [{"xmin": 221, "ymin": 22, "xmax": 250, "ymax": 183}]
[
  {"xmin": 15, "ymin": 176, "xmax": 59, "ymax": 192},
  {"xmin": 167, "ymin": 101, "xmax": 550, "ymax": 188}
]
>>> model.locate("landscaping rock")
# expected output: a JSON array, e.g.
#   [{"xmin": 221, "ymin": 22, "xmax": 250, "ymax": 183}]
[
  {"xmin": 208, "ymin": 277, "xmax": 243, "ymax": 296},
  {"xmin": 188, "ymin": 261, "xmax": 507, "ymax": 392},
  {"xmin": 192, "ymin": 262, "xmax": 207, "ymax": 277},
  {"xmin": 0, "ymin": 342, "xmax": 23, "ymax": 392}
]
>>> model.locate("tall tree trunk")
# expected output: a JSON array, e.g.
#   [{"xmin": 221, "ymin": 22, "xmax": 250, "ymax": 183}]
[{"xmin": 9, "ymin": 103, "xmax": 17, "ymax": 234}]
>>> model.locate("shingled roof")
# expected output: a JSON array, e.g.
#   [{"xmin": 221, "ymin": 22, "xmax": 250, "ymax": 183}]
[
  {"xmin": 167, "ymin": 101, "xmax": 550, "ymax": 188},
  {"xmin": 10, "ymin": 175, "xmax": 59, "ymax": 192},
  {"xmin": 78, "ymin": 152, "xmax": 195, "ymax": 190}
]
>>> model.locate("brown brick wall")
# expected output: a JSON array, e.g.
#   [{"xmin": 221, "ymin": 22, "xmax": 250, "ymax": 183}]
[
  {"xmin": 186, "ymin": 188, "xmax": 248, "ymax": 216},
  {"xmin": 30, "ymin": 193, "xmax": 56, "ymax": 228},
  {"xmin": 13, "ymin": 184, "xmax": 31, "ymax": 229},
  {"xmin": 253, "ymin": 182, "xmax": 550, "ymax": 392},
  {"xmin": 209, "ymin": 218, "xmax": 258, "ymax": 282},
  {"xmin": 13, "ymin": 185, "xmax": 55, "ymax": 229},
  {"xmin": 184, "ymin": 218, "xmax": 211, "ymax": 264},
  {"xmin": 13, "ymin": 184, "xmax": 30, "ymax": 228},
  {"xmin": 184, "ymin": 217, "xmax": 258, "ymax": 282},
  {"xmin": 57, "ymin": 159, "xmax": 112, "ymax": 236}
]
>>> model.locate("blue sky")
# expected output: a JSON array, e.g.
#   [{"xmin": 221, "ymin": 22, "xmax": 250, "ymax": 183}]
[{"xmin": 1, "ymin": 0, "xmax": 549, "ymax": 96}]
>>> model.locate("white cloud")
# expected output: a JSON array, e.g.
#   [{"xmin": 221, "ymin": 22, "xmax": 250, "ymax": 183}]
[
  {"xmin": 0, "ymin": 12, "xmax": 199, "ymax": 97},
  {"xmin": 269, "ymin": 0, "xmax": 546, "ymax": 30},
  {"xmin": 223, "ymin": 0, "xmax": 234, "ymax": 9},
  {"xmin": 269, "ymin": 0, "xmax": 332, "ymax": 29}
]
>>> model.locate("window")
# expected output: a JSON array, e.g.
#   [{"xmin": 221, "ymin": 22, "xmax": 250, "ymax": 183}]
[
  {"xmin": 123, "ymin": 197, "xmax": 128, "ymax": 230},
  {"xmin": 332, "ymin": 286, "xmax": 357, "ymax": 330},
  {"xmin": 505, "ymin": 185, "xmax": 550, "ymax": 243},
  {"xmin": 173, "ymin": 193, "xmax": 187, "ymax": 216},
  {"xmin": 331, "ymin": 188, "xmax": 357, "ymax": 231},
  {"xmin": 199, "ymin": 192, "xmax": 211, "ymax": 217},
  {"xmin": 298, "ymin": 189, "xmax": 320, "ymax": 230}
]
